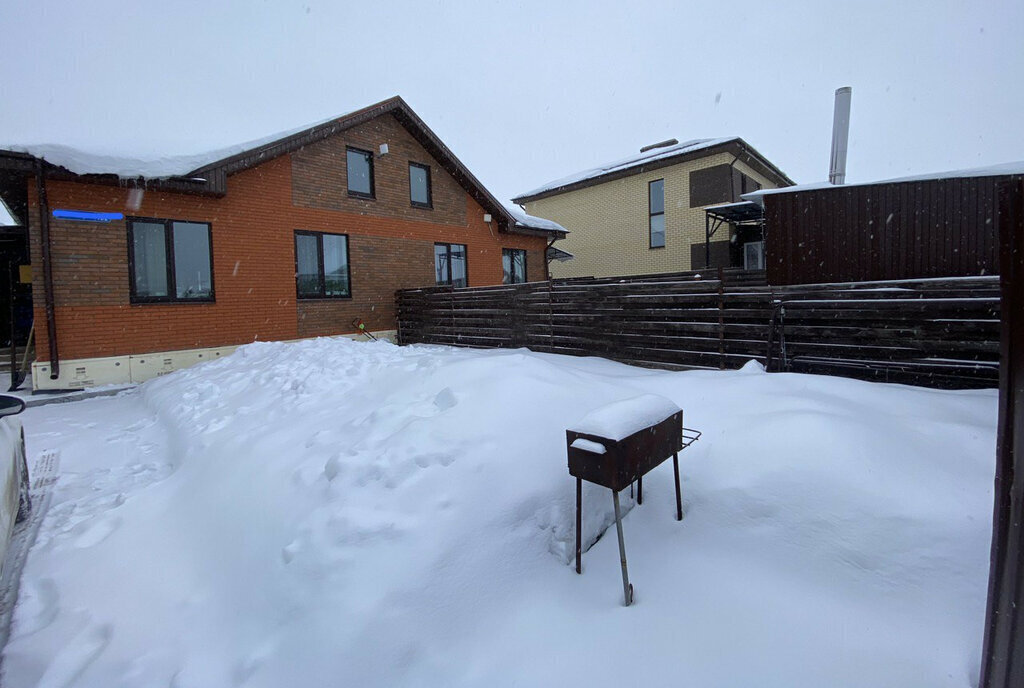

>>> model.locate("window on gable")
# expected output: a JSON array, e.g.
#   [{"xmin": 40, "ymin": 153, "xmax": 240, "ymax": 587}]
[
  {"xmin": 434, "ymin": 243, "xmax": 467, "ymax": 287},
  {"xmin": 409, "ymin": 162, "xmax": 432, "ymax": 208},
  {"xmin": 502, "ymin": 248, "xmax": 527, "ymax": 284},
  {"xmin": 649, "ymin": 179, "xmax": 665, "ymax": 248},
  {"xmin": 295, "ymin": 231, "xmax": 351, "ymax": 298},
  {"xmin": 346, "ymin": 147, "xmax": 374, "ymax": 198},
  {"xmin": 129, "ymin": 218, "xmax": 214, "ymax": 303}
]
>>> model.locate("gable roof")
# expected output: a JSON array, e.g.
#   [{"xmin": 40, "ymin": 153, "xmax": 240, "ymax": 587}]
[
  {"xmin": 512, "ymin": 136, "xmax": 794, "ymax": 204},
  {"xmin": 0, "ymin": 97, "xmax": 564, "ymax": 238}
]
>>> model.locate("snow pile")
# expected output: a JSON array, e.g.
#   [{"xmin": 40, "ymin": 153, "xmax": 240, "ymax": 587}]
[{"xmin": 3, "ymin": 339, "xmax": 996, "ymax": 687}]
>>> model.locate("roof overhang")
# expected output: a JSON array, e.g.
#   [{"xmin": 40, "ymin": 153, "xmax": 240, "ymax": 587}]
[
  {"xmin": 704, "ymin": 200, "xmax": 764, "ymax": 225},
  {"xmin": 547, "ymin": 245, "xmax": 574, "ymax": 262}
]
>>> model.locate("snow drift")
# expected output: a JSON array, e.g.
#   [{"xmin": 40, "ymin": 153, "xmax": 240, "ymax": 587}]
[{"xmin": 3, "ymin": 338, "xmax": 997, "ymax": 687}]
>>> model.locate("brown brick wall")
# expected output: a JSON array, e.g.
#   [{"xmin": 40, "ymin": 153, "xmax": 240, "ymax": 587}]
[
  {"xmin": 291, "ymin": 113, "xmax": 466, "ymax": 226},
  {"xmin": 27, "ymin": 116, "xmax": 547, "ymax": 362},
  {"xmin": 296, "ymin": 234, "xmax": 435, "ymax": 338},
  {"xmin": 526, "ymin": 249, "xmax": 545, "ymax": 282}
]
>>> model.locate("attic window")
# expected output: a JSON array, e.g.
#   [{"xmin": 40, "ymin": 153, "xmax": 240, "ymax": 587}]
[
  {"xmin": 346, "ymin": 147, "xmax": 374, "ymax": 199},
  {"xmin": 409, "ymin": 162, "xmax": 432, "ymax": 208}
]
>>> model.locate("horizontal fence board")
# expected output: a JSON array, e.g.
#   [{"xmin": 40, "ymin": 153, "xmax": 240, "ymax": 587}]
[{"xmin": 395, "ymin": 268, "xmax": 999, "ymax": 389}]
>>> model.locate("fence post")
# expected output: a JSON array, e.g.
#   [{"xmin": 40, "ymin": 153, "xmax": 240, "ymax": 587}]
[
  {"xmin": 511, "ymin": 284, "xmax": 526, "ymax": 349},
  {"xmin": 717, "ymin": 267, "xmax": 726, "ymax": 370}
]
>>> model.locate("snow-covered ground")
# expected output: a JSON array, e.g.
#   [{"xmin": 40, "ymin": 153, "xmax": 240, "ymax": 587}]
[{"xmin": 0, "ymin": 339, "xmax": 996, "ymax": 687}]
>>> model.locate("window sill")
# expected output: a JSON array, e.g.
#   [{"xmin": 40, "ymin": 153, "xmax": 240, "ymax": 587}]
[
  {"xmin": 649, "ymin": 245, "xmax": 666, "ymax": 250},
  {"xmin": 296, "ymin": 295, "xmax": 353, "ymax": 301},
  {"xmin": 130, "ymin": 298, "xmax": 216, "ymax": 306},
  {"xmin": 347, "ymin": 191, "xmax": 375, "ymax": 201},
  {"xmin": 411, "ymin": 202, "xmax": 433, "ymax": 210}
]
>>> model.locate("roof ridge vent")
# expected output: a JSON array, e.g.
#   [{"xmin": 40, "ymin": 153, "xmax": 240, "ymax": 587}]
[{"xmin": 639, "ymin": 138, "xmax": 679, "ymax": 153}]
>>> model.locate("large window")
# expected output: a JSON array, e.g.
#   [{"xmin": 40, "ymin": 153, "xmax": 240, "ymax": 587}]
[
  {"xmin": 409, "ymin": 162, "xmax": 432, "ymax": 208},
  {"xmin": 128, "ymin": 218, "xmax": 213, "ymax": 303},
  {"xmin": 649, "ymin": 179, "xmax": 665, "ymax": 248},
  {"xmin": 502, "ymin": 248, "xmax": 527, "ymax": 284},
  {"xmin": 295, "ymin": 231, "xmax": 351, "ymax": 298},
  {"xmin": 434, "ymin": 243, "xmax": 467, "ymax": 287},
  {"xmin": 346, "ymin": 147, "xmax": 374, "ymax": 198}
]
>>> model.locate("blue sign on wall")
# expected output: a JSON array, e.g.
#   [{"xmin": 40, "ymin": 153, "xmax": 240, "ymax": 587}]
[{"xmin": 52, "ymin": 209, "xmax": 125, "ymax": 222}]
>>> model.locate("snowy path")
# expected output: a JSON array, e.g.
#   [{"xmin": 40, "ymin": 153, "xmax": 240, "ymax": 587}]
[
  {"xmin": 1, "ymin": 393, "xmax": 173, "ymax": 688},
  {"xmin": 0, "ymin": 340, "xmax": 999, "ymax": 687},
  {"xmin": 0, "ymin": 449, "xmax": 61, "ymax": 652}
]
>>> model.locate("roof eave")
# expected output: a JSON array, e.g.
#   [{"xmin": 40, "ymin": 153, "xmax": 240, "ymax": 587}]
[{"xmin": 0, "ymin": 150, "xmax": 226, "ymax": 196}]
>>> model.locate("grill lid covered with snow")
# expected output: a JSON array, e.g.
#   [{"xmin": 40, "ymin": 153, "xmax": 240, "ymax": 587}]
[{"xmin": 568, "ymin": 394, "xmax": 681, "ymax": 442}]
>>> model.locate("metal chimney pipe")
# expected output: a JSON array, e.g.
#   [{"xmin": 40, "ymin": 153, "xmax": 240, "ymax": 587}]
[{"xmin": 828, "ymin": 86, "xmax": 852, "ymax": 184}]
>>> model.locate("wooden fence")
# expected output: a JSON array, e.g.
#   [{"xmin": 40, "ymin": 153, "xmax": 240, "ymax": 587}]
[{"xmin": 396, "ymin": 268, "xmax": 999, "ymax": 389}]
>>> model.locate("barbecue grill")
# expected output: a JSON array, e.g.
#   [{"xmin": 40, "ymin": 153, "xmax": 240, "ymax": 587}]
[{"xmin": 566, "ymin": 395, "xmax": 701, "ymax": 605}]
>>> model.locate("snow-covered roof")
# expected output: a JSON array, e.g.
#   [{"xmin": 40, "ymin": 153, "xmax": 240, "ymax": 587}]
[
  {"xmin": 744, "ymin": 160, "xmax": 1024, "ymax": 200},
  {"xmin": 515, "ymin": 137, "xmax": 738, "ymax": 201},
  {"xmin": 0, "ymin": 97, "xmax": 567, "ymax": 238},
  {"xmin": 1, "ymin": 117, "xmax": 339, "ymax": 179},
  {"xmin": 504, "ymin": 204, "xmax": 568, "ymax": 235},
  {"xmin": 0, "ymin": 198, "xmax": 16, "ymax": 227}
]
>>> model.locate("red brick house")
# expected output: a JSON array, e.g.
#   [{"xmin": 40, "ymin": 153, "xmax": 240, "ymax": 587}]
[{"xmin": 0, "ymin": 97, "xmax": 564, "ymax": 390}]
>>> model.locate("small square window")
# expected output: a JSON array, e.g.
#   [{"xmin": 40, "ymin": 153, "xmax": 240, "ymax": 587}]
[
  {"xmin": 435, "ymin": 243, "xmax": 467, "ymax": 287},
  {"xmin": 128, "ymin": 217, "xmax": 214, "ymax": 303},
  {"xmin": 295, "ymin": 231, "xmax": 351, "ymax": 298},
  {"xmin": 347, "ymin": 147, "xmax": 374, "ymax": 198},
  {"xmin": 410, "ymin": 162, "xmax": 432, "ymax": 208},
  {"xmin": 502, "ymin": 249, "xmax": 527, "ymax": 284}
]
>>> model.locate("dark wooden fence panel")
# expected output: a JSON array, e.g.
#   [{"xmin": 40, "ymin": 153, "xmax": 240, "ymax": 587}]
[
  {"xmin": 396, "ymin": 269, "xmax": 999, "ymax": 389},
  {"xmin": 764, "ymin": 175, "xmax": 1011, "ymax": 285}
]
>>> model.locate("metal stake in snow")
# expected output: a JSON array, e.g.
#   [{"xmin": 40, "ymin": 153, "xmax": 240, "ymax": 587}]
[
  {"xmin": 351, "ymin": 318, "xmax": 377, "ymax": 341},
  {"xmin": 611, "ymin": 489, "xmax": 633, "ymax": 606}
]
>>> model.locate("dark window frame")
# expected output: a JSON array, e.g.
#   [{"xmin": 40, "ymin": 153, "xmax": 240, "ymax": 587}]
[
  {"xmin": 649, "ymin": 179, "xmax": 666, "ymax": 249},
  {"xmin": 127, "ymin": 216, "xmax": 215, "ymax": 304},
  {"xmin": 346, "ymin": 146, "xmax": 375, "ymax": 199},
  {"xmin": 434, "ymin": 242, "xmax": 469, "ymax": 288},
  {"xmin": 502, "ymin": 248, "xmax": 528, "ymax": 284},
  {"xmin": 409, "ymin": 161, "xmax": 433, "ymax": 209},
  {"xmin": 294, "ymin": 230, "xmax": 352, "ymax": 300}
]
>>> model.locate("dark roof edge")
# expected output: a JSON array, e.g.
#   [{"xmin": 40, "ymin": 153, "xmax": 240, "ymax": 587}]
[{"xmin": 512, "ymin": 138, "xmax": 794, "ymax": 204}]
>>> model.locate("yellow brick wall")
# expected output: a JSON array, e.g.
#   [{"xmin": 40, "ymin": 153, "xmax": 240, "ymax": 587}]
[{"xmin": 526, "ymin": 153, "xmax": 779, "ymax": 278}]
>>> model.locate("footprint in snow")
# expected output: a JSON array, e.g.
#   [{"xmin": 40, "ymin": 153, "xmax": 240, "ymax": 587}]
[
  {"xmin": 73, "ymin": 516, "xmax": 120, "ymax": 549},
  {"xmin": 412, "ymin": 452, "xmax": 455, "ymax": 468},
  {"xmin": 11, "ymin": 577, "xmax": 60, "ymax": 637},
  {"xmin": 34, "ymin": 622, "xmax": 112, "ymax": 688}
]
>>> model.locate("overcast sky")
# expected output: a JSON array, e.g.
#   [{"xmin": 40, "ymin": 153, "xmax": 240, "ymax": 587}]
[{"xmin": 1, "ymin": 0, "xmax": 1021, "ymax": 203}]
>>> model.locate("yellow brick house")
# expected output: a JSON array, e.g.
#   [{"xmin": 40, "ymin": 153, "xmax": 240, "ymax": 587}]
[{"xmin": 513, "ymin": 138, "xmax": 793, "ymax": 278}]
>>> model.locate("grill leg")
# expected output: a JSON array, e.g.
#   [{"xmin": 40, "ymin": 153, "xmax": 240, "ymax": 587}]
[
  {"xmin": 672, "ymin": 451, "xmax": 683, "ymax": 521},
  {"xmin": 637, "ymin": 475, "xmax": 643, "ymax": 505},
  {"xmin": 612, "ymin": 489, "xmax": 633, "ymax": 606},
  {"xmin": 575, "ymin": 477, "xmax": 582, "ymax": 574}
]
